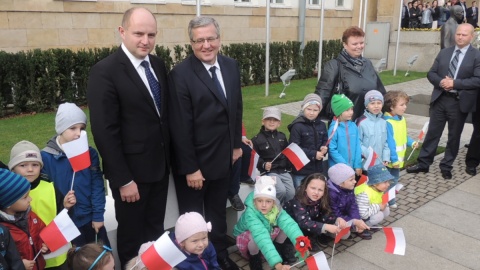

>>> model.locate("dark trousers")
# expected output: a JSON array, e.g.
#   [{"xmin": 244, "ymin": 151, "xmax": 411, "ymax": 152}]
[
  {"xmin": 417, "ymin": 94, "xmax": 468, "ymax": 171},
  {"xmin": 466, "ymin": 94, "xmax": 480, "ymax": 167},
  {"xmin": 111, "ymin": 178, "xmax": 169, "ymax": 267},
  {"xmin": 72, "ymin": 222, "xmax": 110, "ymax": 247},
  {"xmin": 228, "ymin": 143, "xmax": 253, "ymax": 197},
  {"xmin": 174, "ymin": 173, "xmax": 230, "ymax": 257}
]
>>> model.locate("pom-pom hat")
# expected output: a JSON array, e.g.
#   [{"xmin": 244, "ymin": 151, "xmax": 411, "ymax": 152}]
[{"xmin": 175, "ymin": 212, "xmax": 212, "ymax": 243}]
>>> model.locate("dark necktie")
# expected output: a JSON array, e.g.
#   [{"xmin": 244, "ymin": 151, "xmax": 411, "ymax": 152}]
[
  {"xmin": 140, "ymin": 60, "xmax": 161, "ymax": 112},
  {"xmin": 448, "ymin": 49, "xmax": 461, "ymax": 79},
  {"xmin": 209, "ymin": 66, "xmax": 226, "ymax": 100}
]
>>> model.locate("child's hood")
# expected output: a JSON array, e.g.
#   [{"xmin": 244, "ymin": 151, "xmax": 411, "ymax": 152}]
[
  {"xmin": 42, "ymin": 136, "xmax": 64, "ymax": 156},
  {"xmin": 0, "ymin": 207, "xmax": 30, "ymax": 228}
]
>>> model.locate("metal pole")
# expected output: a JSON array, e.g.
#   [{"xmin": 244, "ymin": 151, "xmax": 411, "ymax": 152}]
[
  {"xmin": 394, "ymin": 0, "xmax": 403, "ymax": 76},
  {"xmin": 265, "ymin": 0, "xmax": 271, "ymax": 96},
  {"xmin": 317, "ymin": 0, "xmax": 325, "ymax": 80},
  {"xmin": 363, "ymin": 0, "xmax": 368, "ymax": 31},
  {"xmin": 358, "ymin": 0, "xmax": 363, "ymax": 28},
  {"xmin": 196, "ymin": 0, "xmax": 201, "ymax": 16},
  {"xmin": 298, "ymin": 0, "xmax": 306, "ymax": 51}
]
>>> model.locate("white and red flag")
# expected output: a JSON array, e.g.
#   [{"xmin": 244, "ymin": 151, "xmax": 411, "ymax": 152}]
[
  {"xmin": 40, "ymin": 209, "xmax": 80, "ymax": 252},
  {"xmin": 382, "ymin": 187, "xmax": 396, "ymax": 204},
  {"xmin": 418, "ymin": 121, "xmax": 429, "ymax": 141},
  {"xmin": 356, "ymin": 174, "xmax": 368, "ymax": 186},
  {"xmin": 141, "ymin": 231, "xmax": 186, "ymax": 270},
  {"xmin": 334, "ymin": 220, "xmax": 353, "ymax": 243},
  {"xmin": 363, "ymin": 147, "xmax": 378, "ymax": 171},
  {"xmin": 248, "ymin": 148, "xmax": 260, "ymax": 180},
  {"xmin": 62, "ymin": 130, "xmax": 90, "ymax": 172},
  {"xmin": 395, "ymin": 183, "xmax": 404, "ymax": 193},
  {"xmin": 305, "ymin": 251, "xmax": 330, "ymax": 270},
  {"xmin": 282, "ymin": 143, "xmax": 310, "ymax": 171},
  {"xmin": 383, "ymin": 227, "xmax": 406, "ymax": 255},
  {"xmin": 326, "ymin": 120, "xmax": 339, "ymax": 146}
]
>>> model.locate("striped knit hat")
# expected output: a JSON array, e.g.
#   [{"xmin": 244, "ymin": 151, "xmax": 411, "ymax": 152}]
[{"xmin": 0, "ymin": 169, "xmax": 30, "ymax": 209}]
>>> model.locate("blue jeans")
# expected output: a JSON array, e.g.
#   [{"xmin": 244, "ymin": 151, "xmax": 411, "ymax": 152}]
[
  {"xmin": 386, "ymin": 167, "xmax": 399, "ymax": 205},
  {"xmin": 292, "ymin": 174, "xmax": 307, "ymax": 189}
]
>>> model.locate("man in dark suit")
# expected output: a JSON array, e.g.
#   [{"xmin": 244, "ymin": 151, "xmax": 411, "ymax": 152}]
[
  {"xmin": 465, "ymin": 91, "xmax": 480, "ymax": 176},
  {"xmin": 86, "ymin": 7, "xmax": 170, "ymax": 267},
  {"xmin": 168, "ymin": 16, "xmax": 242, "ymax": 270},
  {"xmin": 466, "ymin": 1, "xmax": 478, "ymax": 27},
  {"xmin": 408, "ymin": 23, "xmax": 480, "ymax": 179},
  {"xmin": 456, "ymin": 0, "xmax": 468, "ymax": 22},
  {"xmin": 402, "ymin": 1, "xmax": 411, "ymax": 28}
]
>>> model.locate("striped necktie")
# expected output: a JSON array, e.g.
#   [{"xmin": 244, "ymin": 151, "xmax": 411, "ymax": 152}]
[{"xmin": 448, "ymin": 49, "xmax": 461, "ymax": 79}]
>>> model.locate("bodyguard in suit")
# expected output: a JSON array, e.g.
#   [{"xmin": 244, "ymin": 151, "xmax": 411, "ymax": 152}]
[
  {"xmin": 466, "ymin": 1, "xmax": 478, "ymax": 27},
  {"xmin": 168, "ymin": 16, "xmax": 242, "ymax": 270},
  {"xmin": 407, "ymin": 23, "xmax": 480, "ymax": 179},
  {"xmin": 86, "ymin": 7, "xmax": 170, "ymax": 267}
]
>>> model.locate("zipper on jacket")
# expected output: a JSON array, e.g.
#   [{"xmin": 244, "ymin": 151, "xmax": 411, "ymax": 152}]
[{"xmin": 346, "ymin": 123, "xmax": 352, "ymax": 165}]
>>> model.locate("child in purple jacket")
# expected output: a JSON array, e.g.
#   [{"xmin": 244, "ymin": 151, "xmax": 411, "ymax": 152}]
[{"xmin": 327, "ymin": 163, "xmax": 371, "ymax": 240}]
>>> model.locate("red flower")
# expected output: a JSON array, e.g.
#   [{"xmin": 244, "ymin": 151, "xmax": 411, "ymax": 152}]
[{"xmin": 295, "ymin": 236, "xmax": 311, "ymax": 258}]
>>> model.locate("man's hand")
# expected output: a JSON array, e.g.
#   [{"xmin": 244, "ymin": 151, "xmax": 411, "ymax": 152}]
[
  {"xmin": 242, "ymin": 137, "xmax": 253, "ymax": 147},
  {"xmin": 92, "ymin": 221, "xmax": 104, "ymax": 233},
  {"xmin": 187, "ymin": 170, "xmax": 205, "ymax": 190},
  {"xmin": 233, "ymin": 148, "xmax": 242, "ymax": 163},
  {"xmin": 119, "ymin": 182, "xmax": 140, "ymax": 203},
  {"xmin": 441, "ymin": 76, "xmax": 454, "ymax": 90},
  {"xmin": 355, "ymin": 168, "xmax": 363, "ymax": 176}
]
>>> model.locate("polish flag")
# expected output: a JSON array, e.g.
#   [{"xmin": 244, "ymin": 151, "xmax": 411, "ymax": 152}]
[
  {"xmin": 40, "ymin": 209, "xmax": 80, "ymax": 252},
  {"xmin": 334, "ymin": 220, "xmax": 353, "ymax": 243},
  {"xmin": 282, "ymin": 143, "xmax": 310, "ymax": 171},
  {"xmin": 305, "ymin": 251, "xmax": 330, "ymax": 270},
  {"xmin": 395, "ymin": 183, "xmax": 404, "ymax": 193},
  {"xmin": 248, "ymin": 149, "xmax": 260, "ymax": 180},
  {"xmin": 356, "ymin": 174, "xmax": 368, "ymax": 186},
  {"xmin": 326, "ymin": 120, "xmax": 339, "ymax": 146},
  {"xmin": 62, "ymin": 130, "xmax": 90, "ymax": 172},
  {"xmin": 418, "ymin": 121, "xmax": 429, "ymax": 141},
  {"xmin": 363, "ymin": 147, "xmax": 378, "ymax": 171},
  {"xmin": 382, "ymin": 187, "xmax": 396, "ymax": 204},
  {"xmin": 141, "ymin": 231, "xmax": 186, "ymax": 270},
  {"xmin": 383, "ymin": 227, "xmax": 406, "ymax": 255}
]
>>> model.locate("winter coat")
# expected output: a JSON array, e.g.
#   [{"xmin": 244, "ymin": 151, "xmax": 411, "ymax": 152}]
[
  {"xmin": 0, "ymin": 224, "xmax": 25, "ymax": 270},
  {"xmin": 287, "ymin": 115, "xmax": 328, "ymax": 175},
  {"xmin": 169, "ymin": 232, "xmax": 220, "ymax": 270},
  {"xmin": 0, "ymin": 209, "xmax": 46, "ymax": 270},
  {"xmin": 283, "ymin": 197, "xmax": 336, "ymax": 236},
  {"xmin": 251, "ymin": 127, "xmax": 291, "ymax": 174},
  {"xmin": 327, "ymin": 120, "xmax": 362, "ymax": 169},
  {"xmin": 356, "ymin": 110, "xmax": 391, "ymax": 166},
  {"xmin": 41, "ymin": 136, "xmax": 106, "ymax": 228},
  {"xmin": 315, "ymin": 52, "xmax": 386, "ymax": 121},
  {"xmin": 327, "ymin": 180, "xmax": 361, "ymax": 222},
  {"xmin": 233, "ymin": 192, "xmax": 303, "ymax": 268}
]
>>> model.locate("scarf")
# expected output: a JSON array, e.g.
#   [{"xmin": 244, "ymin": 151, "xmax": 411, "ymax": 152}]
[
  {"xmin": 340, "ymin": 48, "xmax": 364, "ymax": 67},
  {"xmin": 264, "ymin": 205, "xmax": 279, "ymax": 226}
]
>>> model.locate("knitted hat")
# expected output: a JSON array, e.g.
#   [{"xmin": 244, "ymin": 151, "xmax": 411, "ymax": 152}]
[
  {"xmin": 367, "ymin": 164, "xmax": 394, "ymax": 185},
  {"xmin": 55, "ymin": 102, "xmax": 87, "ymax": 135},
  {"xmin": 301, "ymin": 93, "xmax": 323, "ymax": 111},
  {"xmin": 263, "ymin": 107, "xmax": 281, "ymax": 121},
  {"xmin": 331, "ymin": 94, "xmax": 354, "ymax": 116},
  {"xmin": 253, "ymin": 176, "xmax": 277, "ymax": 200},
  {"xmin": 8, "ymin": 141, "xmax": 43, "ymax": 170},
  {"xmin": 364, "ymin": 90, "xmax": 384, "ymax": 107},
  {"xmin": 328, "ymin": 163, "xmax": 355, "ymax": 186},
  {"xmin": 175, "ymin": 212, "xmax": 212, "ymax": 243},
  {"xmin": 0, "ymin": 169, "xmax": 30, "ymax": 209}
]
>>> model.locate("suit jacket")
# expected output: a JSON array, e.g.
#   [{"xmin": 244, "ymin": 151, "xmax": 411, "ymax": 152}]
[
  {"xmin": 168, "ymin": 54, "xmax": 243, "ymax": 180},
  {"xmin": 427, "ymin": 45, "xmax": 480, "ymax": 113},
  {"xmin": 86, "ymin": 48, "xmax": 170, "ymax": 188}
]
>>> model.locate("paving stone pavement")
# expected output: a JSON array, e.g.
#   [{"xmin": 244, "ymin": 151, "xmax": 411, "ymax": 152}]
[{"xmin": 227, "ymin": 78, "xmax": 480, "ymax": 269}]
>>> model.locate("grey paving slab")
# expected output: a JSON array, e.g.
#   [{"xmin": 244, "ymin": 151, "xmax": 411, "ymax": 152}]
[
  {"xmin": 316, "ymin": 251, "xmax": 384, "ymax": 270},
  {"xmin": 435, "ymin": 189, "xmax": 480, "ymax": 215},
  {"xmin": 391, "ymin": 215, "xmax": 480, "ymax": 269},
  {"xmin": 410, "ymin": 201, "xmax": 480, "ymax": 240},
  {"xmin": 456, "ymin": 176, "xmax": 480, "ymax": 196}
]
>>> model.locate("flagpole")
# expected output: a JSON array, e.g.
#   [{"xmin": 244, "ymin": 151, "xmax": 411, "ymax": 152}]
[
  {"xmin": 330, "ymin": 242, "xmax": 336, "ymax": 269},
  {"xmin": 129, "ymin": 260, "xmax": 141, "ymax": 270},
  {"xmin": 70, "ymin": 171, "xmax": 76, "ymax": 191},
  {"xmin": 270, "ymin": 151, "xmax": 283, "ymax": 164},
  {"xmin": 33, "ymin": 250, "xmax": 43, "ymax": 261}
]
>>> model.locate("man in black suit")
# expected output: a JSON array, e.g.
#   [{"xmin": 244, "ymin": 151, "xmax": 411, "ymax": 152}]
[
  {"xmin": 408, "ymin": 23, "xmax": 480, "ymax": 179},
  {"xmin": 456, "ymin": 0, "xmax": 469, "ymax": 22},
  {"xmin": 466, "ymin": 1, "xmax": 478, "ymax": 27},
  {"xmin": 86, "ymin": 7, "xmax": 170, "ymax": 267},
  {"xmin": 168, "ymin": 16, "xmax": 242, "ymax": 270},
  {"xmin": 402, "ymin": 1, "xmax": 411, "ymax": 28}
]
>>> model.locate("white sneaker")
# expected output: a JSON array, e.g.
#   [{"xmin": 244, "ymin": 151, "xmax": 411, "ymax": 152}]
[{"xmin": 390, "ymin": 203, "xmax": 398, "ymax": 208}]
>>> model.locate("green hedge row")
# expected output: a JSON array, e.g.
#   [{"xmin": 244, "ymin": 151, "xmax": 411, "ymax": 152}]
[{"xmin": 0, "ymin": 39, "xmax": 342, "ymax": 116}]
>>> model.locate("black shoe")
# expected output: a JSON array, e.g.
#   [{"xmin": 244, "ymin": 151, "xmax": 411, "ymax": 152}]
[
  {"xmin": 248, "ymin": 253, "xmax": 263, "ymax": 270},
  {"xmin": 228, "ymin": 194, "xmax": 245, "ymax": 211},
  {"xmin": 317, "ymin": 234, "xmax": 333, "ymax": 246},
  {"xmin": 218, "ymin": 255, "xmax": 239, "ymax": 270},
  {"xmin": 355, "ymin": 230, "xmax": 372, "ymax": 240},
  {"xmin": 441, "ymin": 170, "xmax": 452, "ymax": 180},
  {"xmin": 406, "ymin": 165, "xmax": 429, "ymax": 174},
  {"xmin": 466, "ymin": 166, "xmax": 477, "ymax": 176},
  {"xmin": 240, "ymin": 177, "xmax": 256, "ymax": 186},
  {"xmin": 465, "ymin": 144, "xmax": 470, "ymax": 148},
  {"xmin": 276, "ymin": 240, "xmax": 297, "ymax": 264}
]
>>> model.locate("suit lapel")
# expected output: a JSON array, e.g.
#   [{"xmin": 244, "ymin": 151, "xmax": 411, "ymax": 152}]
[
  {"xmin": 217, "ymin": 55, "xmax": 232, "ymax": 107},
  {"xmin": 457, "ymin": 46, "xmax": 474, "ymax": 78},
  {"xmin": 192, "ymin": 56, "xmax": 228, "ymax": 109}
]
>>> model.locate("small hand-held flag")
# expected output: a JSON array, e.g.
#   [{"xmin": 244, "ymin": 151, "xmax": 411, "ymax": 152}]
[
  {"xmin": 282, "ymin": 143, "xmax": 310, "ymax": 171},
  {"xmin": 141, "ymin": 231, "xmax": 186, "ymax": 270},
  {"xmin": 326, "ymin": 120, "xmax": 339, "ymax": 146},
  {"xmin": 305, "ymin": 251, "xmax": 331, "ymax": 270},
  {"xmin": 382, "ymin": 187, "xmax": 396, "ymax": 204},
  {"xmin": 40, "ymin": 209, "xmax": 81, "ymax": 252},
  {"xmin": 356, "ymin": 174, "xmax": 368, "ymax": 186},
  {"xmin": 363, "ymin": 147, "xmax": 378, "ymax": 171},
  {"xmin": 407, "ymin": 121, "xmax": 429, "ymax": 161},
  {"xmin": 62, "ymin": 130, "xmax": 90, "ymax": 172},
  {"xmin": 383, "ymin": 227, "xmax": 406, "ymax": 255},
  {"xmin": 248, "ymin": 148, "xmax": 260, "ymax": 180},
  {"xmin": 334, "ymin": 220, "xmax": 353, "ymax": 244}
]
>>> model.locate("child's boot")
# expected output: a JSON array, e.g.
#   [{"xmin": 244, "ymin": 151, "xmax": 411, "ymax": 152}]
[
  {"xmin": 248, "ymin": 252, "xmax": 263, "ymax": 270},
  {"xmin": 277, "ymin": 240, "xmax": 297, "ymax": 264}
]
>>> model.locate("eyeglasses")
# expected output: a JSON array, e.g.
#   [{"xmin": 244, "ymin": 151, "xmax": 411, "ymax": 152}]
[
  {"xmin": 88, "ymin": 245, "xmax": 112, "ymax": 270},
  {"xmin": 191, "ymin": 36, "xmax": 219, "ymax": 45}
]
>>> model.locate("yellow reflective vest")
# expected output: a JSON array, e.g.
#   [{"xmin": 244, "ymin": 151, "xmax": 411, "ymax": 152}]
[
  {"xmin": 354, "ymin": 183, "xmax": 383, "ymax": 204},
  {"xmin": 384, "ymin": 112, "xmax": 408, "ymax": 168}
]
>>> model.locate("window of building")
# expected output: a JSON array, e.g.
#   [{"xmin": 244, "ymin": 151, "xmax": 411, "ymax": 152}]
[
  {"xmin": 271, "ymin": 0, "xmax": 284, "ymax": 3},
  {"xmin": 336, "ymin": 0, "xmax": 344, "ymax": 6}
]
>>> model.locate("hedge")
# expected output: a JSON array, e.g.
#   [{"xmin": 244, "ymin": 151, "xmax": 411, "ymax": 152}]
[{"xmin": 0, "ymin": 40, "xmax": 341, "ymax": 116}]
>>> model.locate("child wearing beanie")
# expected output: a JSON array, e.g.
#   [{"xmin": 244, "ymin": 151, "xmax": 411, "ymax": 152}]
[
  {"xmin": 67, "ymin": 243, "xmax": 114, "ymax": 270},
  {"xmin": 354, "ymin": 164, "xmax": 392, "ymax": 230},
  {"xmin": 287, "ymin": 94, "xmax": 328, "ymax": 188},
  {"xmin": 327, "ymin": 163, "xmax": 371, "ymax": 240},
  {"xmin": 9, "ymin": 140, "xmax": 76, "ymax": 269},
  {"xmin": 327, "ymin": 94, "xmax": 362, "ymax": 176},
  {"xmin": 41, "ymin": 102, "xmax": 110, "ymax": 247},
  {"xmin": 0, "ymin": 169, "xmax": 49, "ymax": 270},
  {"xmin": 252, "ymin": 107, "xmax": 295, "ymax": 204},
  {"xmin": 234, "ymin": 176, "xmax": 305, "ymax": 270},
  {"xmin": 355, "ymin": 90, "xmax": 391, "ymax": 168},
  {"xmin": 170, "ymin": 212, "xmax": 219, "ymax": 270}
]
